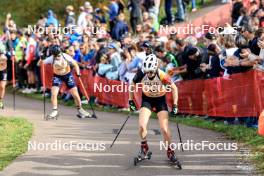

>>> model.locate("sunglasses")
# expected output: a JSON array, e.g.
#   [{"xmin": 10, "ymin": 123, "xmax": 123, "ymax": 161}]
[
  {"xmin": 146, "ymin": 71, "xmax": 155, "ymax": 75},
  {"xmin": 54, "ymin": 53, "xmax": 61, "ymax": 58}
]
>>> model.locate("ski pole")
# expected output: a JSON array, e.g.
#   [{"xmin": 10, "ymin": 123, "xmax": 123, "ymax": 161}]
[
  {"xmin": 78, "ymin": 76, "xmax": 97, "ymax": 119},
  {"xmin": 6, "ymin": 30, "xmax": 16, "ymax": 110},
  {"xmin": 11, "ymin": 54, "xmax": 15, "ymax": 110},
  {"xmin": 176, "ymin": 122, "xmax": 184, "ymax": 152},
  {"xmin": 110, "ymin": 114, "xmax": 131, "ymax": 148},
  {"xmin": 41, "ymin": 62, "xmax": 46, "ymax": 119}
]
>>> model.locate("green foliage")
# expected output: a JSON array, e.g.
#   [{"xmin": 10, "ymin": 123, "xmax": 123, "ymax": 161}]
[{"xmin": 0, "ymin": 0, "xmax": 109, "ymax": 28}]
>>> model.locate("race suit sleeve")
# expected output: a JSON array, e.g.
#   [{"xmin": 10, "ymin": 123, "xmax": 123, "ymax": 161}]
[{"xmin": 132, "ymin": 69, "xmax": 145, "ymax": 84}]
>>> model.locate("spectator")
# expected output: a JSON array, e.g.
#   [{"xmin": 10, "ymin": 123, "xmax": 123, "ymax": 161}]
[
  {"xmin": 37, "ymin": 14, "xmax": 47, "ymax": 27},
  {"xmin": 5, "ymin": 13, "xmax": 17, "ymax": 32},
  {"xmin": 128, "ymin": 0, "xmax": 142, "ymax": 34},
  {"xmin": 118, "ymin": 47, "xmax": 132, "ymax": 82},
  {"xmin": 231, "ymin": 0, "xmax": 243, "ymax": 26},
  {"xmin": 65, "ymin": 5, "xmax": 76, "ymax": 27},
  {"xmin": 108, "ymin": 0, "xmax": 119, "ymax": 33},
  {"xmin": 184, "ymin": 46, "xmax": 209, "ymax": 80},
  {"xmin": 155, "ymin": 45, "xmax": 178, "ymax": 67},
  {"xmin": 175, "ymin": 0, "xmax": 185, "ymax": 22},
  {"xmin": 165, "ymin": 0, "xmax": 173, "ymax": 24},
  {"xmin": 78, "ymin": 5, "xmax": 88, "ymax": 28},
  {"xmin": 23, "ymin": 34, "xmax": 37, "ymax": 93},
  {"xmin": 117, "ymin": 0, "xmax": 125, "ymax": 14},
  {"xmin": 160, "ymin": 54, "xmax": 183, "ymax": 82},
  {"xmin": 191, "ymin": 0, "xmax": 197, "ymax": 12},
  {"xmin": 111, "ymin": 13, "xmax": 129, "ymax": 41},
  {"xmin": 15, "ymin": 31, "xmax": 27, "ymax": 89},
  {"xmin": 207, "ymin": 43, "xmax": 224, "ymax": 78},
  {"xmin": 94, "ymin": 8, "xmax": 107, "ymax": 24},
  {"xmin": 234, "ymin": 7, "xmax": 250, "ymax": 27},
  {"xmin": 105, "ymin": 43, "xmax": 122, "ymax": 80},
  {"xmin": 46, "ymin": 10, "xmax": 59, "ymax": 27}
]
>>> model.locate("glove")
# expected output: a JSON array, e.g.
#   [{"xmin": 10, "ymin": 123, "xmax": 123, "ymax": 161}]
[
  {"xmin": 129, "ymin": 100, "xmax": 137, "ymax": 112},
  {"xmin": 171, "ymin": 105, "xmax": 178, "ymax": 116},
  {"xmin": 76, "ymin": 72, "xmax": 81, "ymax": 77}
]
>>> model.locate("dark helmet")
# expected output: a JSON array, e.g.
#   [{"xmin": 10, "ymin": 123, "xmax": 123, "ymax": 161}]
[
  {"xmin": 50, "ymin": 45, "xmax": 61, "ymax": 56},
  {"xmin": 141, "ymin": 41, "xmax": 152, "ymax": 48}
]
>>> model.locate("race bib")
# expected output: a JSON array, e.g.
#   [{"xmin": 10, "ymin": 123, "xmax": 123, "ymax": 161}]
[{"xmin": 53, "ymin": 58, "xmax": 70, "ymax": 75}]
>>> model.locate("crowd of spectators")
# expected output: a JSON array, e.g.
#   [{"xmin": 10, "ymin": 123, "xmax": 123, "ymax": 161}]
[{"xmin": 0, "ymin": 0, "xmax": 261, "ymax": 127}]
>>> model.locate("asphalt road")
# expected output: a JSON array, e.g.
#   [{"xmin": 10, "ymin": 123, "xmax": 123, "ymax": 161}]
[{"xmin": 0, "ymin": 93, "xmax": 257, "ymax": 176}]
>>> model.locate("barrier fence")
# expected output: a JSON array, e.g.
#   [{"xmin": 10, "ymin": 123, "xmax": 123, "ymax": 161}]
[{"xmin": 41, "ymin": 65, "xmax": 264, "ymax": 118}]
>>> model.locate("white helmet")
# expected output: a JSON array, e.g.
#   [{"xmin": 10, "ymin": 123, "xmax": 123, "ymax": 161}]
[{"xmin": 143, "ymin": 54, "xmax": 159, "ymax": 73}]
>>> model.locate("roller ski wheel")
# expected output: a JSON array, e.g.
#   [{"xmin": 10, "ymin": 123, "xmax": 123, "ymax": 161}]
[
  {"xmin": 77, "ymin": 108, "xmax": 95, "ymax": 119},
  {"xmin": 133, "ymin": 151, "xmax": 152, "ymax": 166},
  {"xmin": 77, "ymin": 114, "xmax": 91, "ymax": 119},
  {"xmin": 45, "ymin": 110, "xmax": 58, "ymax": 121},
  {"xmin": 45, "ymin": 114, "xmax": 58, "ymax": 120},
  {"xmin": 169, "ymin": 155, "xmax": 182, "ymax": 169}
]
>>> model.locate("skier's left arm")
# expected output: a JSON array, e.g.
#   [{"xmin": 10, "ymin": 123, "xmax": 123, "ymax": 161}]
[
  {"xmin": 72, "ymin": 60, "xmax": 81, "ymax": 77},
  {"xmin": 65, "ymin": 53, "xmax": 81, "ymax": 76},
  {"xmin": 160, "ymin": 70, "xmax": 178, "ymax": 106},
  {"xmin": 160, "ymin": 70, "xmax": 179, "ymax": 114}
]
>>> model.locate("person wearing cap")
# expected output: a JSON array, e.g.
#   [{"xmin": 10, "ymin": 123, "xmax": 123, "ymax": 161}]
[
  {"xmin": 46, "ymin": 10, "xmax": 58, "ymax": 27},
  {"xmin": 184, "ymin": 46, "xmax": 209, "ymax": 80},
  {"xmin": 204, "ymin": 32, "xmax": 217, "ymax": 47},
  {"xmin": 105, "ymin": 43, "xmax": 122, "ymax": 80},
  {"xmin": 141, "ymin": 41, "xmax": 153, "ymax": 55},
  {"xmin": 0, "ymin": 47, "xmax": 7, "ymax": 109},
  {"xmin": 65, "ymin": 5, "xmax": 76, "ymax": 28}
]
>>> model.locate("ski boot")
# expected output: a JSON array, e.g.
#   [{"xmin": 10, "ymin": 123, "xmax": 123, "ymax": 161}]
[
  {"xmin": 0, "ymin": 100, "xmax": 4, "ymax": 109},
  {"xmin": 77, "ymin": 108, "xmax": 92, "ymax": 119},
  {"xmin": 134, "ymin": 141, "xmax": 152, "ymax": 166},
  {"xmin": 45, "ymin": 109, "xmax": 59, "ymax": 120},
  {"xmin": 167, "ymin": 148, "xmax": 182, "ymax": 169}
]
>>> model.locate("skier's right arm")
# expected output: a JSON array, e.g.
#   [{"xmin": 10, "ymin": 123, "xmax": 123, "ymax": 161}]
[
  {"xmin": 39, "ymin": 56, "xmax": 53, "ymax": 65},
  {"xmin": 129, "ymin": 69, "xmax": 144, "ymax": 111}
]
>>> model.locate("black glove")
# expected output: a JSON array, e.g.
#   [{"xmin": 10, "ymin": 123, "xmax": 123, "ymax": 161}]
[
  {"xmin": 171, "ymin": 105, "xmax": 178, "ymax": 116},
  {"xmin": 129, "ymin": 100, "xmax": 137, "ymax": 112},
  {"xmin": 76, "ymin": 72, "xmax": 81, "ymax": 77}
]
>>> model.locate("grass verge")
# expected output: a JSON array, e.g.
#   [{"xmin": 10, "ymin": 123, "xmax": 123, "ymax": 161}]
[
  {"xmin": 11, "ymin": 90, "xmax": 264, "ymax": 174},
  {"xmin": 0, "ymin": 116, "xmax": 33, "ymax": 171}
]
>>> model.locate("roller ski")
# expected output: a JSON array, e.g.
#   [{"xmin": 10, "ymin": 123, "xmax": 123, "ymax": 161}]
[
  {"xmin": 0, "ymin": 100, "xmax": 4, "ymax": 109},
  {"xmin": 134, "ymin": 141, "xmax": 152, "ymax": 166},
  {"xmin": 167, "ymin": 148, "xmax": 182, "ymax": 169},
  {"xmin": 77, "ymin": 108, "xmax": 93, "ymax": 119},
  {"xmin": 45, "ymin": 109, "xmax": 58, "ymax": 120}
]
